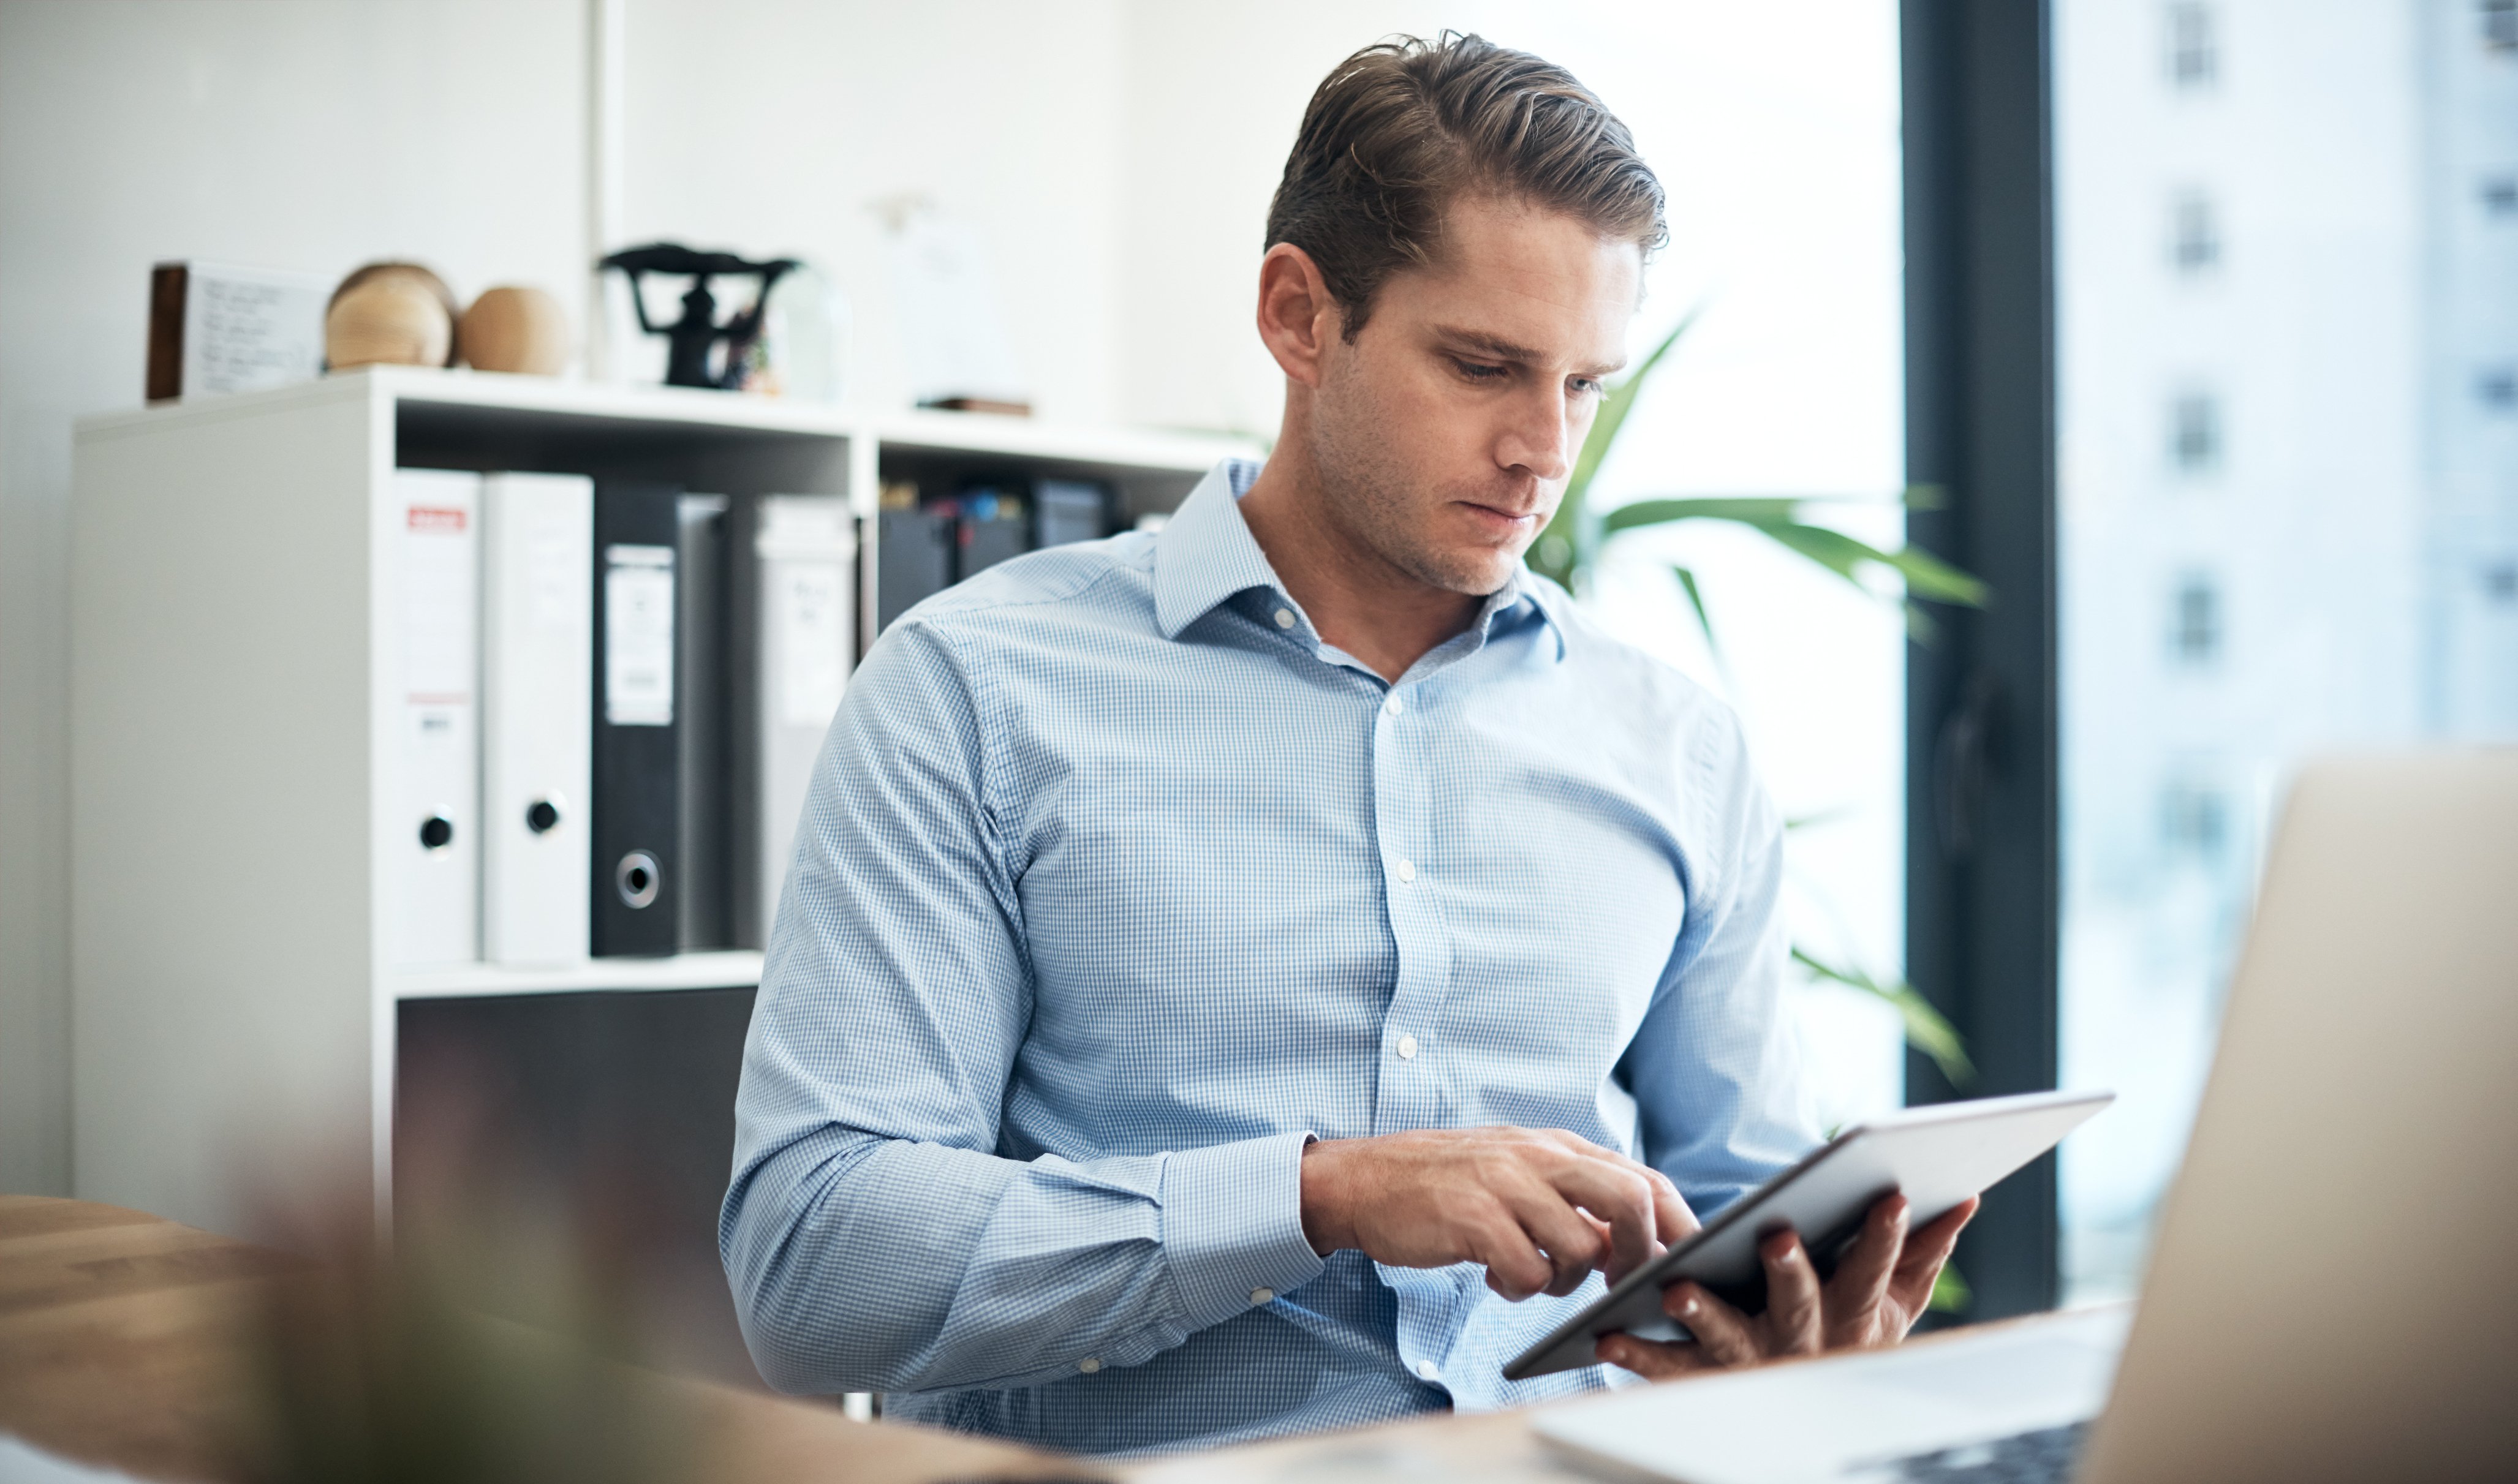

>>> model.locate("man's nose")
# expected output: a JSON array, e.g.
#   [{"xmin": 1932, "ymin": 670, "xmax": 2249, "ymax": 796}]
[{"xmin": 1498, "ymin": 387, "xmax": 1576, "ymax": 483}]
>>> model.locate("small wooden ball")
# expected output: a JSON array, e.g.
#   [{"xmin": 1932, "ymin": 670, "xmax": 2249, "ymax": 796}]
[
  {"xmin": 326, "ymin": 271, "xmax": 453, "ymax": 371},
  {"xmin": 458, "ymin": 286, "xmax": 570, "ymax": 375}
]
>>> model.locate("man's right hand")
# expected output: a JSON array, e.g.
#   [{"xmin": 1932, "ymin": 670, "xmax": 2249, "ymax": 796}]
[{"xmin": 1298, "ymin": 1128, "xmax": 1698, "ymax": 1300}]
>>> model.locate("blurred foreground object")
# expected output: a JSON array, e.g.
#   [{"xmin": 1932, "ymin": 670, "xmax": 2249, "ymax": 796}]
[
  {"xmin": 326, "ymin": 262, "xmax": 458, "ymax": 372},
  {"xmin": 0, "ymin": 1195, "xmax": 1089, "ymax": 1484},
  {"xmin": 458, "ymin": 287, "xmax": 571, "ymax": 376},
  {"xmin": 146, "ymin": 261, "xmax": 328, "ymax": 402},
  {"xmin": 599, "ymin": 243, "xmax": 796, "ymax": 390}
]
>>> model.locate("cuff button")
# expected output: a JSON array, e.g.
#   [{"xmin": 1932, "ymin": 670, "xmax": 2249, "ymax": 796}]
[
  {"xmin": 1078, "ymin": 1357, "xmax": 1102, "ymax": 1374},
  {"xmin": 1250, "ymin": 1287, "xmax": 1275, "ymax": 1306}
]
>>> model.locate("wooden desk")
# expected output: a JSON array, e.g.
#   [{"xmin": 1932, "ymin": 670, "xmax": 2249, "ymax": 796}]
[
  {"xmin": 0, "ymin": 1197, "xmax": 1091, "ymax": 1484},
  {"xmin": 0, "ymin": 1196, "xmax": 1617, "ymax": 1484}
]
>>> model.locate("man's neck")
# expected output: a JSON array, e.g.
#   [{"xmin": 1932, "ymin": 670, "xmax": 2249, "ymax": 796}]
[{"xmin": 1235, "ymin": 446, "xmax": 1486, "ymax": 685}]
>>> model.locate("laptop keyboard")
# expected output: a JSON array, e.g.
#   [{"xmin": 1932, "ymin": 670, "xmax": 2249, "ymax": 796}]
[{"xmin": 1877, "ymin": 1421, "xmax": 2089, "ymax": 1482}]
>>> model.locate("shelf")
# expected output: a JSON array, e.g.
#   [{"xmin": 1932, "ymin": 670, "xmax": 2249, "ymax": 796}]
[
  {"xmin": 866, "ymin": 406, "xmax": 1255, "ymax": 473},
  {"xmin": 76, "ymin": 367, "xmax": 1256, "ymax": 475},
  {"xmin": 387, "ymin": 949, "xmax": 766, "ymax": 1001}
]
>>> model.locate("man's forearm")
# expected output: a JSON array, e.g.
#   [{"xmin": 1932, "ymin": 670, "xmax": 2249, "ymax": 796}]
[{"xmin": 721, "ymin": 1124, "xmax": 1326, "ymax": 1395}]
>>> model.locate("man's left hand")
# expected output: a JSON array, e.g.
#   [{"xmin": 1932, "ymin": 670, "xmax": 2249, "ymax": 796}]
[{"xmin": 1596, "ymin": 1193, "xmax": 1978, "ymax": 1380}]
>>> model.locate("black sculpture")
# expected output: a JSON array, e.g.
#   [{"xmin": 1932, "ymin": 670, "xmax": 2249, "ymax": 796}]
[{"xmin": 599, "ymin": 243, "xmax": 800, "ymax": 390}]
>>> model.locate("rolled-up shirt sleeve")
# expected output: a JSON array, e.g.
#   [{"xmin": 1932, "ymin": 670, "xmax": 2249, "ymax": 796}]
[{"xmin": 718, "ymin": 617, "xmax": 1326, "ymax": 1396}]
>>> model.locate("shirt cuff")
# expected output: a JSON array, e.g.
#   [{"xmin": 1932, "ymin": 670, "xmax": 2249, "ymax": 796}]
[{"xmin": 1160, "ymin": 1129, "xmax": 1329, "ymax": 1333}]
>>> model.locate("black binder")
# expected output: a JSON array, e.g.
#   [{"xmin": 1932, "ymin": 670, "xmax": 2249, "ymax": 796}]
[
  {"xmin": 592, "ymin": 480, "xmax": 683, "ymax": 957},
  {"xmin": 1034, "ymin": 477, "xmax": 1113, "ymax": 547},
  {"xmin": 877, "ymin": 505, "xmax": 953, "ymax": 632},
  {"xmin": 675, "ymin": 494, "xmax": 732, "ymax": 952},
  {"xmin": 953, "ymin": 488, "xmax": 1029, "ymax": 579}
]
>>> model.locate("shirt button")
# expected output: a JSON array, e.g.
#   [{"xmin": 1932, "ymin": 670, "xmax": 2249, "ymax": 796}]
[
  {"xmin": 1383, "ymin": 693, "xmax": 1405, "ymax": 717},
  {"xmin": 1396, "ymin": 1034, "xmax": 1418, "ymax": 1060},
  {"xmin": 1078, "ymin": 1357, "xmax": 1102, "ymax": 1374},
  {"xmin": 1250, "ymin": 1287, "xmax": 1275, "ymax": 1306},
  {"xmin": 1273, "ymin": 608, "xmax": 1295, "ymax": 630},
  {"xmin": 1395, "ymin": 858, "xmax": 1417, "ymax": 884},
  {"xmin": 1415, "ymin": 1358, "xmax": 1442, "ymax": 1382}
]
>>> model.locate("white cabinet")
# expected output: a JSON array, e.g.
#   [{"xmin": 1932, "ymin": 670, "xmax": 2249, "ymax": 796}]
[{"xmin": 71, "ymin": 366, "xmax": 1247, "ymax": 1238}]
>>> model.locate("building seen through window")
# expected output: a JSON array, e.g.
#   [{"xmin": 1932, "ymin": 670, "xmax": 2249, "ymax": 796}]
[
  {"xmin": 2158, "ymin": 779, "xmax": 2228, "ymax": 858},
  {"xmin": 2169, "ymin": 191, "xmax": 2219, "ymax": 271},
  {"xmin": 2168, "ymin": 391, "xmax": 2220, "ymax": 473},
  {"xmin": 2169, "ymin": 576, "xmax": 2220, "ymax": 665},
  {"xmin": 2165, "ymin": 3, "xmax": 2218, "ymax": 87},
  {"xmin": 2059, "ymin": 0, "xmax": 2518, "ymax": 1301},
  {"xmin": 2484, "ymin": 0, "xmax": 2517, "ymax": 51}
]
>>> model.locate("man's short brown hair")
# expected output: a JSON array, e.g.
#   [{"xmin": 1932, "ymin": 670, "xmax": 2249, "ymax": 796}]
[{"xmin": 1265, "ymin": 32, "xmax": 1666, "ymax": 339}]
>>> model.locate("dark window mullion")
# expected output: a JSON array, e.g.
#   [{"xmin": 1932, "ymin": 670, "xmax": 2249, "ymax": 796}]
[{"xmin": 1901, "ymin": 0, "xmax": 2064, "ymax": 1322}]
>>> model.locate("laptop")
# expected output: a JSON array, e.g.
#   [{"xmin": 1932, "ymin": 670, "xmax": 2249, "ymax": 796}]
[{"xmin": 1533, "ymin": 751, "xmax": 2518, "ymax": 1483}]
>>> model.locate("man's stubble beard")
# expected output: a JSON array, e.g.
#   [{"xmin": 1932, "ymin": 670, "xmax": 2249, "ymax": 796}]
[{"xmin": 1306, "ymin": 360, "xmax": 1526, "ymax": 599}]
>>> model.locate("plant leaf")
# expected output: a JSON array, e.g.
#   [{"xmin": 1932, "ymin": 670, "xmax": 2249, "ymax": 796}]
[
  {"xmin": 1535, "ymin": 303, "xmax": 1709, "ymax": 589},
  {"xmin": 1791, "ymin": 947, "xmax": 1975, "ymax": 1088},
  {"xmin": 1929, "ymin": 1260, "xmax": 1972, "ymax": 1314},
  {"xmin": 1595, "ymin": 499, "xmax": 1989, "ymax": 609},
  {"xmin": 1670, "ymin": 564, "xmax": 1717, "ymax": 655},
  {"xmin": 1569, "ymin": 304, "xmax": 1705, "ymax": 507},
  {"xmin": 1601, "ymin": 497, "xmax": 1811, "ymax": 533},
  {"xmin": 1753, "ymin": 522, "xmax": 1992, "ymax": 608}
]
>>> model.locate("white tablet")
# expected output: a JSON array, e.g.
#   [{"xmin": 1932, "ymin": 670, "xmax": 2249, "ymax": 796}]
[{"xmin": 1502, "ymin": 1088, "xmax": 2114, "ymax": 1381}]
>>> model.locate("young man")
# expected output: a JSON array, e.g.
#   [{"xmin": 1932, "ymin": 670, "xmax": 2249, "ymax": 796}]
[{"xmin": 722, "ymin": 33, "xmax": 1971, "ymax": 1457}]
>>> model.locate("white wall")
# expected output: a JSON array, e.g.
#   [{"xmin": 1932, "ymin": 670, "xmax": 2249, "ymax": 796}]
[{"xmin": 1, "ymin": 0, "xmax": 591, "ymax": 1196}]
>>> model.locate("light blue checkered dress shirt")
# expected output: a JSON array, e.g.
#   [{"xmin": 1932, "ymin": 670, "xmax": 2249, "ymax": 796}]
[{"xmin": 721, "ymin": 459, "xmax": 1814, "ymax": 1456}]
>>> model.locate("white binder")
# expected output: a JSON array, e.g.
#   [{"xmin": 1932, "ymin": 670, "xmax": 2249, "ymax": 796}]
[
  {"xmin": 479, "ymin": 472, "xmax": 595, "ymax": 965},
  {"xmin": 730, "ymin": 495, "xmax": 856, "ymax": 947},
  {"xmin": 387, "ymin": 468, "xmax": 482, "ymax": 966}
]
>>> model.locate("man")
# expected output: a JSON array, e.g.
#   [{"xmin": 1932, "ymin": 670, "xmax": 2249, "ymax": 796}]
[{"xmin": 721, "ymin": 32, "xmax": 1972, "ymax": 1456}]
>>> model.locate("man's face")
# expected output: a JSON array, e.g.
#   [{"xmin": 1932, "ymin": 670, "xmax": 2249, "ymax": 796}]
[{"xmin": 1306, "ymin": 196, "xmax": 1641, "ymax": 597}]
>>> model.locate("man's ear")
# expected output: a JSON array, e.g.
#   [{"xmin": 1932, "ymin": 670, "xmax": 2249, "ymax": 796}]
[{"xmin": 1255, "ymin": 243, "xmax": 1344, "ymax": 389}]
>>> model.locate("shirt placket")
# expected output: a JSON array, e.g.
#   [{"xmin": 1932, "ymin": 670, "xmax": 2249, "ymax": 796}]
[{"xmin": 1368, "ymin": 676, "xmax": 1452, "ymax": 1137}]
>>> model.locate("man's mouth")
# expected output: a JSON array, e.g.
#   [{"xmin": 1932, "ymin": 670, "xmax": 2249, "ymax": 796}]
[{"xmin": 1457, "ymin": 500, "xmax": 1543, "ymax": 535}]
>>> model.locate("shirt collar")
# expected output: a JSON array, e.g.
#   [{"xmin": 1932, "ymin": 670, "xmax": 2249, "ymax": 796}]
[
  {"xmin": 1154, "ymin": 458, "xmax": 1567, "ymax": 661},
  {"xmin": 1154, "ymin": 459, "xmax": 1279, "ymax": 638}
]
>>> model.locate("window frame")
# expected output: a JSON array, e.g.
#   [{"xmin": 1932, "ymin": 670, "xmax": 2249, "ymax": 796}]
[{"xmin": 1902, "ymin": 0, "xmax": 2064, "ymax": 1322}]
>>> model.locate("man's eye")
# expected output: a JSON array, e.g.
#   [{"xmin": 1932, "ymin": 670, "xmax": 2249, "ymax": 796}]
[
  {"xmin": 1454, "ymin": 359, "xmax": 1510, "ymax": 382},
  {"xmin": 1569, "ymin": 377, "xmax": 1606, "ymax": 397}
]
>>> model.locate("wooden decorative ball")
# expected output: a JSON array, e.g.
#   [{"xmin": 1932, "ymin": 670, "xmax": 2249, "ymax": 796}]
[
  {"xmin": 325, "ymin": 262, "xmax": 456, "ymax": 371},
  {"xmin": 457, "ymin": 286, "xmax": 569, "ymax": 375}
]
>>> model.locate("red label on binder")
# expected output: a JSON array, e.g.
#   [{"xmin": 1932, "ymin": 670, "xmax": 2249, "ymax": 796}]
[{"xmin": 407, "ymin": 506, "xmax": 468, "ymax": 533}]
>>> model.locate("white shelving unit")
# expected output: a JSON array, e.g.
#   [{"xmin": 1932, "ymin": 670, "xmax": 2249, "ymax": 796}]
[{"xmin": 70, "ymin": 367, "xmax": 1252, "ymax": 1238}]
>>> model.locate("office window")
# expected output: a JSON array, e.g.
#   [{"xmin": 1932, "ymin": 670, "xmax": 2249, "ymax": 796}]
[
  {"xmin": 2170, "ymin": 192, "xmax": 2220, "ymax": 272},
  {"xmin": 2169, "ymin": 576, "xmax": 2220, "ymax": 665},
  {"xmin": 2059, "ymin": 0, "xmax": 2518, "ymax": 1305},
  {"xmin": 2168, "ymin": 392, "xmax": 2220, "ymax": 473},
  {"xmin": 2158, "ymin": 780, "xmax": 2228, "ymax": 858},
  {"xmin": 2165, "ymin": 4, "xmax": 2217, "ymax": 88},
  {"xmin": 2485, "ymin": 0, "xmax": 2518, "ymax": 52}
]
